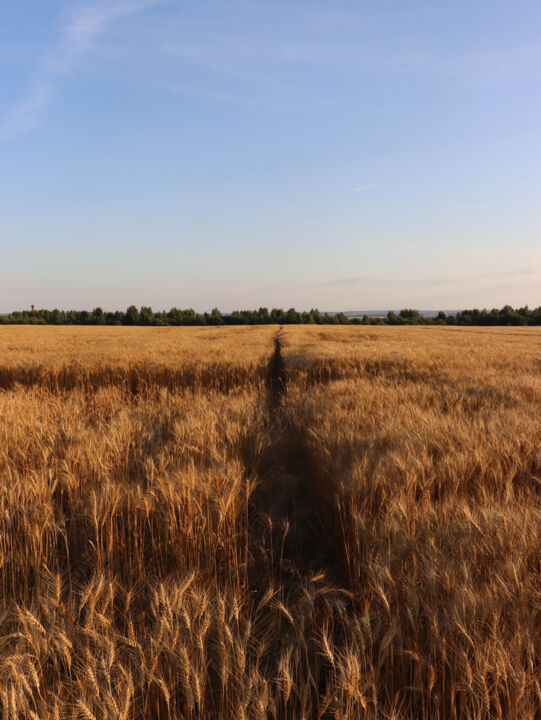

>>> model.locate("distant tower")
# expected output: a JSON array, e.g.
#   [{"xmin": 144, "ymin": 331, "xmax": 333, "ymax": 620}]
[{"xmin": 31, "ymin": 304, "xmax": 35, "ymax": 312}]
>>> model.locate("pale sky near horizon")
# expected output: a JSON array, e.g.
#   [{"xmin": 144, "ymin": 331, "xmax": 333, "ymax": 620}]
[{"xmin": 1, "ymin": 0, "xmax": 540, "ymax": 312}]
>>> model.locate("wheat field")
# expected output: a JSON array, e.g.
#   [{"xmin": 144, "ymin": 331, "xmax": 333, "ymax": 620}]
[{"xmin": 0, "ymin": 325, "xmax": 539, "ymax": 719}]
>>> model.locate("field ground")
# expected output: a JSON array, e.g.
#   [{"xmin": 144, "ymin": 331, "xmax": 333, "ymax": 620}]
[{"xmin": 0, "ymin": 325, "xmax": 539, "ymax": 719}]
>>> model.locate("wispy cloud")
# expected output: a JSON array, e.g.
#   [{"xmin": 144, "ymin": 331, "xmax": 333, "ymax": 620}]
[
  {"xmin": 317, "ymin": 268, "xmax": 540, "ymax": 292},
  {"xmin": 454, "ymin": 201, "xmax": 495, "ymax": 210},
  {"xmin": 0, "ymin": 83, "xmax": 54, "ymax": 138},
  {"xmin": 399, "ymin": 268, "xmax": 541, "ymax": 288},
  {"xmin": 351, "ymin": 183, "xmax": 377, "ymax": 192},
  {"xmin": 318, "ymin": 276, "xmax": 377, "ymax": 287},
  {"xmin": 63, "ymin": 0, "xmax": 163, "ymax": 51},
  {"xmin": 0, "ymin": 0, "xmax": 164, "ymax": 140},
  {"xmin": 479, "ymin": 268, "xmax": 538, "ymax": 280}
]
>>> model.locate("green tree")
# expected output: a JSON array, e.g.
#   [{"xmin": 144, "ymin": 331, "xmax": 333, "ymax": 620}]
[
  {"xmin": 124, "ymin": 305, "xmax": 140, "ymax": 325},
  {"xmin": 285, "ymin": 308, "xmax": 300, "ymax": 324},
  {"xmin": 209, "ymin": 308, "xmax": 225, "ymax": 325},
  {"xmin": 387, "ymin": 311, "xmax": 401, "ymax": 325},
  {"xmin": 140, "ymin": 306, "xmax": 154, "ymax": 325},
  {"xmin": 435, "ymin": 311, "xmax": 447, "ymax": 325},
  {"xmin": 399, "ymin": 308, "xmax": 421, "ymax": 323},
  {"xmin": 92, "ymin": 307, "xmax": 104, "ymax": 324}
]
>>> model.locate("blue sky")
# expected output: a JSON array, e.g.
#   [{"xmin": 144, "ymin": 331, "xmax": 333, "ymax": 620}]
[{"xmin": 1, "ymin": 0, "xmax": 540, "ymax": 312}]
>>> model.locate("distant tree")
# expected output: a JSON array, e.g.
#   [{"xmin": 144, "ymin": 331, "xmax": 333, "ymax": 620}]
[
  {"xmin": 387, "ymin": 311, "xmax": 401, "ymax": 325},
  {"xmin": 230, "ymin": 310, "xmax": 248, "ymax": 325},
  {"xmin": 51, "ymin": 308, "xmax": 64, "ymax": 325},
  {"xmin": 500, "ymin": 304, "xmax": 519, "ymax": 325},
  {"xmin": 139, "ymin": 306, "xmax": 154, "ymax": 325},
  {"xmin": 269, "ymin": 308, "xmax": 284, "ymax": 324},
  {"xmin": 434, "ymin": 311, "xmax": 446, "ymax": 325},
  {"xmin": 124, "ymin": 305, "xmax": 140, "ymax": 325},
  {"xmin": 284, "ymin": 308, "xmax": 300, "ymax": 324},
  {"xmin": 208, "ymin": 307, "xmax": 225, "ymax": 325},
  {"xmin": 92, "ymin": 307, "xmax": 104, "ymax": 324},
  {"xmin": 399, "ymin": 309, "xmax": 421, "ymax": 324}
]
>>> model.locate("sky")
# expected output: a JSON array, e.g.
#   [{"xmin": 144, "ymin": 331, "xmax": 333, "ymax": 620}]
[{"xmin": 1, "ymin": 0, "xmax": 540, "ymax": 312}]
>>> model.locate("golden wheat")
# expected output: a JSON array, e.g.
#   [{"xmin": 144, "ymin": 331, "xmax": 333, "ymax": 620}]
[{"xmin": 0, "ymin": 324, "xmax": 538, "ymax": 719}]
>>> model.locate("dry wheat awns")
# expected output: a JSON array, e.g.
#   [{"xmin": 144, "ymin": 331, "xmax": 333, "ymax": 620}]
[{"xmin": 0, "ymin": 324, "xmax": 539, "ymax": 719}]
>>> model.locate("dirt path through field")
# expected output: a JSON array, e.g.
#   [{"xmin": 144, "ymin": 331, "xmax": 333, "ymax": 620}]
[
  {"xmin": 266, "ymin": 328, "xmax": 287, "ymax": 409},
  {"xmin": 248, "ymin": 329, "xmax": 346, "ymax": 590}
]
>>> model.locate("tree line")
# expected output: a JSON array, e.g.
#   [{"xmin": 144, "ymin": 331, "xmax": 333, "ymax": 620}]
[{"xmin": 1, "ymin": 304, "xmax": 541, "ymax": 326}]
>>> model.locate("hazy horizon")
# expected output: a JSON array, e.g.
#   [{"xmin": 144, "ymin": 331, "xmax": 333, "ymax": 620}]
[{"xmin": 1, "ymin": 1, "xmax": 540, "ymax": 310}]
